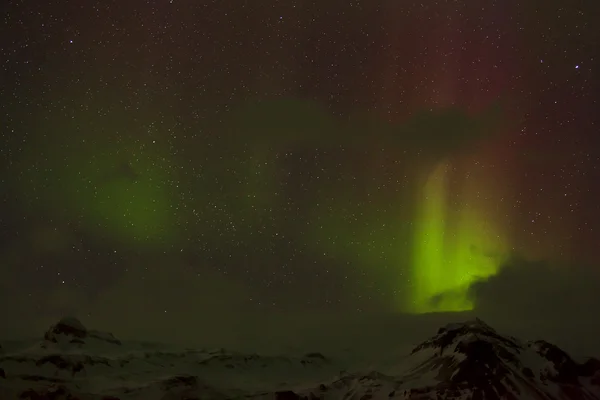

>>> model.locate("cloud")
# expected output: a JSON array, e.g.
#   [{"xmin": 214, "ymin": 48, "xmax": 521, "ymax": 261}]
[
  {"xmin": 465, "ymin": 256, "xmax": 600, "ymax": 355},
  {"xmin": 468, "ymin": 256, "xmax": 600, "ymax": 319}
]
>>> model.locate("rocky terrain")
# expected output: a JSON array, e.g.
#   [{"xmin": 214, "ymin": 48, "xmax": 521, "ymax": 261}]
[{"xmin": 0, "ymin": 317, "xmax": 599, "ymax": 399}]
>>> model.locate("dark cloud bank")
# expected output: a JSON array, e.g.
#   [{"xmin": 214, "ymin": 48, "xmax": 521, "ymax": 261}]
[{"xmin": 2, "ymin": 255, "xmax": 599, "ymax": 359}]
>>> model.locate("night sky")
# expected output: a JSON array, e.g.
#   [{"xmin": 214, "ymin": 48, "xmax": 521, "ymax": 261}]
[{"xmin": 1, "ymin": 0, "xmax": 599, "ymax": 346}]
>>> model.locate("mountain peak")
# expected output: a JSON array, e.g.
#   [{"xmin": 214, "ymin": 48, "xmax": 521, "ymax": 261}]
[
  {"xmin": 403, "ymin": 318, "xmax": 600, "ymax": 399},
  {"xmin": 411, "ymin": 317, "xmax": 521, "ymax": 356},
  {"xmin": 42, "ymin": 316, "xmax": 121, "ymax": 348},
  {"xmin": 438, "ymin": 317, "xmax": 495, "ymax": 334},
  {"xmin": 1, "ymin": 318, "xmax": 599, "ymax": 399},
  {"xmin": 47, "ymin": 317, "xmax": 87, "ymax": 338}
]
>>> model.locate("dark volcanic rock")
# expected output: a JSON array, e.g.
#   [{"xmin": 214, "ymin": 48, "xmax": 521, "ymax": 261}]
[
  {"xmin": 405, "ymin": 318, "xmax": 600, "ymax": 400},
  {"xmin": 522, "ymin": 367, "xmax": 534, "ymax": 378},
  {"xmin": 578, "ymin": 357, "xmax": 600, "ymax": 377},
  {"xmin": 408, "ymin": 319, "xmax": 541, "ymax": 399},
  {"xmin": 161, "ymin": 374, "xmax": 198, "ymax": 390},
  {"xmin": 304, "ymin": 352, "xmax": 327, "ymax": 361},
  {"xmin": 301, "ymin": 352, "xmax": 329, "ymax": 367},
  {"xmin": 275, "ymin": 390, "xmax": 303, "ymax": 400},
  {"xmin": 19, "ymin": 385, "xmax": 79, "ymax": 400},
  {"xmin": 531, "ymin": 341, "xmax": 600, "ymax": 392},
  {"xmin": 33, "ymin": 353, "xmax": 111, "ymax": 377},
  {"xmin": 36, "ymin": 354, "xmax": 85, "ymax": 375},
  {"xmin": 531, "ymin": 340, "xmax": 580, "ymax": 384},
  {"xmin": 20, "ymin": 375, "xmax": 65, "ymax": 383},
  {"xmin": 43, "ymin": 316, "xmax": 121, "ymax": 346},
  {"xmin": 3, "ymin": 317, "xmax": 599, "ymax": 400},
  {"xmin": 412, "ymin": 318, "xmax": 521, "ymax": 356},
  {"xmin": 44, "ymin": 317, "xmax": 87, "ymax": 341}
]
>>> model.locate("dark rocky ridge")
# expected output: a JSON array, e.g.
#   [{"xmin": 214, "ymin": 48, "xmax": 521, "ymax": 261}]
[
  {"xmin": 402, "ymin": 318, "xmax": 600, "ymax": 399},
  {"xmin": 1, "ymin": 317, "xmax": 599, "ymax": 400},
  {"xmin": 42, "ymin": 316, "xmax": 121, "ymax": 347}
]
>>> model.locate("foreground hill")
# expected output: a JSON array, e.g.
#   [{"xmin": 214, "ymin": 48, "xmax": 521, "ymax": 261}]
[{"xmin": 0, "ymin": 317, "xmax": 598, "ymax": 399}]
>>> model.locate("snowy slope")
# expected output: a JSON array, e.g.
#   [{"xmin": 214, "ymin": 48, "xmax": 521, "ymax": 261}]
[{"xmin": 0, "ymin": 317, "xmax": 598, "ymax": 399}]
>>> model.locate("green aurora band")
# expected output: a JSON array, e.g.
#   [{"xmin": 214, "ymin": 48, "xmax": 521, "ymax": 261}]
[
  {"xmin": 410, "ymin": 160, "xmax": 508, "ymax": 313},
  {"xmin": 12, "ymin": 99, "xmax": 509, "ymax": 312},
  {"xmin": 75, "ymin": 141, "xmax": 177, "ymax": 244},
  {"xmin": 16, "ymin": 128, "xmax": 181, "ymax": 247}
]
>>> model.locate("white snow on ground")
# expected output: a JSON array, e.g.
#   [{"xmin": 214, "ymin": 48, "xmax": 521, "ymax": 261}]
[{"xmin": 0, "ymin": 317, "xmax": 599, "ymax": 399}]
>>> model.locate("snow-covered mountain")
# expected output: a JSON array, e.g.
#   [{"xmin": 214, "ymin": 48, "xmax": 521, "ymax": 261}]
[{"xmin": 0, "ymin": 317, "xmax": 598, "ymax": 399}]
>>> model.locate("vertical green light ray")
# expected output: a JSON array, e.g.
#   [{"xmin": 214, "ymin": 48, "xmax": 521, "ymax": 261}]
[
  {"xmin": 410, "ymin": 160, "xmax": 506, "ymax": 314},
  {"xmin": 411, "ymin": 162, "xmax": 461, "ymax": 313}
]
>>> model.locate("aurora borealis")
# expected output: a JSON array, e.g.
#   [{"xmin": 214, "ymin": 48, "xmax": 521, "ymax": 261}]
[
  {"xmin": 1, "ymin": 0, "xmax": 600, "ymax": 339},
  {"xmin": 411, "ymin": 158, "xmax": 509, "ymax": 313},
  {"xmin": 17, "ymin": 131, "xmax": 181, "ymax": 245}
]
